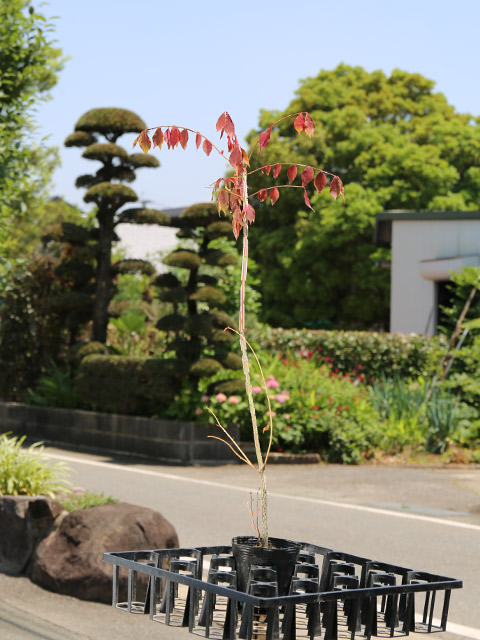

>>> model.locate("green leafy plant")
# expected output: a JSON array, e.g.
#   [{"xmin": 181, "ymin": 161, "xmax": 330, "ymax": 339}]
[
  {"xmin": 62, "ymin": 491, "xmax": 117, "ymax": 511},
  {"xmin": 136, "ymin": 111, "xmax": 343, "ymax": 546},
  {"xmin": 27, "ymin": 359, "xmax": 77, "ymax": 408},
  {"xmin": 0, "ymin": 433, "xmax": 70, "ymax": 497}
]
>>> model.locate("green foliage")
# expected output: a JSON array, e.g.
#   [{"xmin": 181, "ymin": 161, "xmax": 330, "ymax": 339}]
[
  {"xmin": 250, "ymin": 327, "xmax": 440, "ymax": 379},
  {"xmin": 128, "ymin": 153, "xmax": 160, "ymax": 169},
  {"xmin": 65, "ymin": 106, "xmax": 162, "ymax": 343},
  {"xmin": 75, "ymin": 355, "xmax": 187, "ymax": 415},
  {"xmin": 246, "ymin": 64, "xmax": 480, "ymax": 328},
  {"xmin": 27, "ymin": 360, "xmax": 77, "ymax": 408},
  {"xmin": 84, "ymin": 182, "xmax": 138, "ymax": 209},
  {"xmin": 178, "ymin": 202, "xmax": 218, "ymax": 227},
  {"xmin": 113, "ymin": 259, "xmax": 155, "ymax": 276},
  {"xmin": 66, "ymin": 341, "xmax": 109, "ymax": 367},
  {"xmin": 0, "ymin": 433, "xmax": 70, "ymax": 497},
  {"xmin": 189, "ymin": 285, "xmax": 226, "ymax": 306},
  {"xmin": 164, "ymin": 250, "xmax": 202, "ymax": 270},
  {"xmin": 0, "ymin": 257, "xmax": 64, "ymax": 400},
  {"xmin": 197, "ymin": 351, "xmax": 381, "ymax": 464},
  {"xmin": 190, "ymin": 358, "xmax": 223, "ymax": 377},
  {"xmin": 118, "ymin": 207, "xmax": 170, "ymax": 225},
  {"xmin": 62, "ymin": 491, "xmax": 117, "ymax": 512},
  {"xmin": 64, "ymin": 131, "xmax": 96, "ymax": 148},
  {"xmin": 0, "ymin": 0, "xmax": 64, "ymax": 268},
  {"xmin": 82, "ymin": 143, "xmax": 128, "ymax": 162},
  {"xmin": 75, "ymin": 108, "xmax": 146, "ymax": 138}
]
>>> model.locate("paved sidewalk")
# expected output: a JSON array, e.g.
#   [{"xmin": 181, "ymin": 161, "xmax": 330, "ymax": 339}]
[{"xmin": 0, "ymin": 573, "xmax": 188, "ymax": 640}]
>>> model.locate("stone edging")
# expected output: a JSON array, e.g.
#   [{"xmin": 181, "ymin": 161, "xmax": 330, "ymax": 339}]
[{"xmin": 0, "ymin": 401, "xmax": 238, "ymax": 465}]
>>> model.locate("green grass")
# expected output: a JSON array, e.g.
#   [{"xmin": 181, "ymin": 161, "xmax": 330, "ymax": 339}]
[
  {"xmin": 62, "ymin": 491, "xmax": 118, "ymax": 511},
  {"xmin": 0, "ymin": 433, "xmax": 70, "ymax": 498}
]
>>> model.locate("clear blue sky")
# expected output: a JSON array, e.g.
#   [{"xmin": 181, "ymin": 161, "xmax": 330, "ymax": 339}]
[{"xmin": 36, "ymin": 0, "xmax": 480, "ymax": 211}]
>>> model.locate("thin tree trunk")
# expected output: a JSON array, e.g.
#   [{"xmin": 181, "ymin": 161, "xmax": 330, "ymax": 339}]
[{"xmin": 92, "ymin": 218, "xmax": 114, "ymax": 343}]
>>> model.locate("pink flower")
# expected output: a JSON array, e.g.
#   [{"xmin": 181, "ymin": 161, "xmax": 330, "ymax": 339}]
[
  {"xmin": 228, "ymin": 396, "xmax": 240, "ymax": 404},
  {"xmin": 215, "ymin": 393, "xmax": 227, "ymax": 402},
  {"xmin": 275, "ymin": 394, "xmax": 286, "ymax": 403},
  {"xmin": 252, "ymin": 386, "xmax": 262, "ymax": 394},
  {"xmin": 201, "ymin": 395, "xmax": 209, "ymax": 403},
  {"xmin": 281, "ymin": 390, "xmax": 290, "ymax": 400},
  {"xmin": 266, "ymin": 410, "xmax": 276, "ymax": 418},
  {"xmin": 195, "ymin": 407, "xmax": 203, "ymax": 415},
  {"xmin": 266, "ymin": 376, "xmax": 279, "ymax": 388},
  {"xmin": 284, "ymin": 414, "xmax": 291, "ymax": 420}
]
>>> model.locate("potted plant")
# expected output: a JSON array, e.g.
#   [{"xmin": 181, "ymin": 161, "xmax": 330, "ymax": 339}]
[{"xmin": 135, "ymin": 111, "xmax": 343, "ymax": 592}]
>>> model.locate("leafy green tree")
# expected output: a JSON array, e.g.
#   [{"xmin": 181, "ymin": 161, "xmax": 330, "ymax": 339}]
[
  {"xmin": 246, "ymin": 65, "xmax": 480, "ymax": 328},
  {"xmin": 154, "ymin": 203, "xmax": 242, "ymax": 384},
  {"xmin": 0, "ymin": 0, "xmax": 64, "ymax": 267},
  {"xmin": 65, "ymin": 108, "xmax": 164, "ymax": 342}
]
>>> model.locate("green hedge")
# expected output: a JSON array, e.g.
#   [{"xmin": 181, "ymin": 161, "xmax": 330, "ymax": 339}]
[
  {"xmin": 75, "ymin": 355, "xmax": 188, "ymax": 415},
  {"xmin": 249, "ymin": 328, "xmax": 443, "ymax": 379}
]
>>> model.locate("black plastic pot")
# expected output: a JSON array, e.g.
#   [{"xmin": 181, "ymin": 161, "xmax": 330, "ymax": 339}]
[{"xmin": 231, "ymin": 536, "xmax": 301, "ymax": 596}]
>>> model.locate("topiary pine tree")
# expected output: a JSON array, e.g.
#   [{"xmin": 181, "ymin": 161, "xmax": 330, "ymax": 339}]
[
  {"xmin": 154, "ymin": 202, "xmax": 243, "ymax": 386},
  {"xmin": 65, "ymin": 107, "xmax": 167, "ymax": 343}
]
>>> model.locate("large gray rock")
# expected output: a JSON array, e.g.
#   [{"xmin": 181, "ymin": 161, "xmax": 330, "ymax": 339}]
[
  {"xmin": 0, "ymin": 496, "xmax": 64, "ymax": 574},
  {"xmin": 32, "ymin": 501, "xmax": 179, "ymax": 603}
]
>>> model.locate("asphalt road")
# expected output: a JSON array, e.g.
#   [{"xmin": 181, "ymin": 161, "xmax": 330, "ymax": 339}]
[{"xmin": 1, "ymin": 446, "xmax": 479, "ymax": 639}]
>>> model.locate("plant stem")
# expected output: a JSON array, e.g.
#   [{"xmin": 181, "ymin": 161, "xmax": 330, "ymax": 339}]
[{"xmin": 239, "ymin": 170, "xmax": 268, "ymax": 547}]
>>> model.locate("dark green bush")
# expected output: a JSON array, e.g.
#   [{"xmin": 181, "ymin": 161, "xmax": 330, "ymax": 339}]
[
  {"xmin": 250, "ymin": 327, "xmax": 441, "ymax": 380},
  {"xmin": 75, "ymin": 355, "xmax": 187, "ymax": 415}
]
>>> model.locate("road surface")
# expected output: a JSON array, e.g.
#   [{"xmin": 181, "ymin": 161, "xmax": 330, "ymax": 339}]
[{"xmin": 1, "ymin": 446, "xmax": 479, "ymax": 639}]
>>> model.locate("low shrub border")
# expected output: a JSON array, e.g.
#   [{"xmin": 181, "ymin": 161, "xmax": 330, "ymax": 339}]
[{"xmin": 250, "ymin": 328, "xmax": 443, "ymax": 379}]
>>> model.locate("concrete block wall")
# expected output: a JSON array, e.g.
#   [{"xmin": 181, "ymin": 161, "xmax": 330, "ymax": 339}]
[{"xmin": 0, "ymin": 402, "xmax": 239, "ymax": 465}]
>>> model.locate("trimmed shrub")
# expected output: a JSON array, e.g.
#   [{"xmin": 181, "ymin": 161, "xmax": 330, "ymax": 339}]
[
  {"xmin": 250, "ymin": 327, "xmax": 441, "ymax": 380},
  {"xmin": 75, "ymin": 355, "xmax": 187, "ymax": 415}
]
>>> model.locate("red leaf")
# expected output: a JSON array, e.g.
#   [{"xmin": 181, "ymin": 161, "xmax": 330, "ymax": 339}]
[
  {"xmin": 287, "ymin": 164, "xmax": 297, "ymax": 183},
  {"xmin": 304, "ymin": 188, "xmax": 314, "ymax": 211},
  {"xmin": 179, "ymin": 129, "xmax": 189, "ymax": 150},
  {"xmin": 314, "ymin": 171, "xmax": 327, "ymax": 194},
  {"xmin": 269, "ymin": 187, "xmax": 279, "ymax": 205},
  {"xmin": 196, "ymin": 132, "xmax": 202, "ymax": 149},
  {"xmin": 304, "ymin": 113, "xmax": 315, "ymax": 138},
  {"xmin": 261, "ymin": 165, "xmax": 271, "ymax": 176},
  {"xmin": 217, "ymin": 189, "xmax": 229, "ymax": 214},
  {"xmin": 139, "ymin": 130, "xmax": 151, "ymax": 154},
  {"xmin": 330, "ymin": 176, "xmax": 345, "ymax": 202},
  {"xmin": 216, "ymin": 112, "xmax": 226, "ymax": 133},
  {"xmin": 244, "ymin": 204, "xmax": 255, "ymax": 224},
  {"xmin": 224, "ymin": 177, "xmax": 232, "ymax": 188},
  {"xmin": 229, "ymin": 145, "xmax": 242, "ymax": 169},
  {"xmin": 294, "ymin": 113, "xmax": 305, "ymax": 134},
  {"xmin": 203, "ymin": 139, "xmax": 213, "ymax": 156},
  {"xmin": 258, "ymin": 189, "xmax": 268, "ymax": 202},
  {"xmin": 259, "ymin": 126, "xmax": 272, "ymax": 151},
  {"xmin": 152, "ymin": 128, "xmax": 164, "ymax": 150},
  {"xmin": 132, "ymin": 133, "xmax": 140, "ymax": 148},
  {"xmin": 272, "ymin": 163, "xmax": 281, "ymax": 179},
  {"xmin": 170, "ymin": 126, "xmax": 180, "ymax": 148},
  {"xmin": 242, "ymin": 148, "xmax": 250, "ymax": 166},
  {"xmin": 301, "ymin": 166, "xmax": 314, "ymax": 187},
  {"xmin": 232, "ymin": 217, "xmax": 242, "ymax": 240},
  {"xmin": 164, "ymin": 128, "xmax": 171, "ymax": 148},
  {"xmin": 224, "ymin": 112, "xmax": 235, "ymax": 138}
]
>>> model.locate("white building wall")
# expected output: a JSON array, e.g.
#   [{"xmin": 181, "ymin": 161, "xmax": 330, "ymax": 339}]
[{"xmin": 390, "ymin": 220, "xmax": 480, "ymax": 335}]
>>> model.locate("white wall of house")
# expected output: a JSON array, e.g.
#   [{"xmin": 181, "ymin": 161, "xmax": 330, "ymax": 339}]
[
  {"xmin": 115, "ymin": 223, "xmax": 179, "ymax": 272},
  {"xmin": 390, "ymin": 217, "xmax": 480, "ymax": 335}
]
